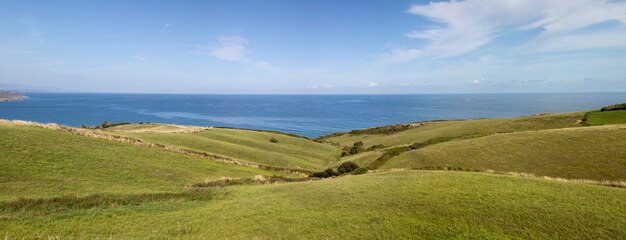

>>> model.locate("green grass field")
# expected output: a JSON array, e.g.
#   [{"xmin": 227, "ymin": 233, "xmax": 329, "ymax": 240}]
[
  {"xmin": 1, "ymin": 106, "xmax": 626, "ymax": 239},
  {"xmin": 321, "ymin": 112, "xmax": 585, "ymax": 149},
  {"xmin": 387, "ymin": 125, "xmax": 626, "ymax": 181},
  {"xmin": 105, "ymin": 124, "xmax": 341, "ymax": 171},
  {"xmin": 0, "ymin": 123, "xmax": 292, "ymax": 201},
  {"xmin": 585, "ymin": 110, "xmax": 626, "ymax": 125},
  {"xmin": 2, "ymin": 171, "xmax": 625, "ymax": 239}
]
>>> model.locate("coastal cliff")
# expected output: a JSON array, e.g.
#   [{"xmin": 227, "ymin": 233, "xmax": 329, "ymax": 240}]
[{"xmin": 0, "ymin": 91, "xmax": 28, "ymax": 102}]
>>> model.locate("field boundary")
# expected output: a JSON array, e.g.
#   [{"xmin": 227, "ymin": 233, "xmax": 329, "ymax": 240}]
[{"xmin": 373, "ymin": 168, "xmax": 626, "ymax": 188}]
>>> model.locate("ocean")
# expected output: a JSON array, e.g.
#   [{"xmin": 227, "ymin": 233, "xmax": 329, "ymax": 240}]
[{"xmin": 1, "ymin": 92, "xmax": 625, "ymax": 138}]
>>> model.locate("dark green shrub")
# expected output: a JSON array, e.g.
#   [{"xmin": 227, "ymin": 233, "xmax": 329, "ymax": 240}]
[
  {"xmin": 337, "ymin": 161, "xmax": 360, "ymax": 174},
  {"xmin": 270, "ymin": 138, "xmax": 278, "ymax": 143},
  {"xmin": 601, "ymin": 103, "xmax": 626, "ymax": 111},
  {"xmin": 349, "ymin": 141, "xmax": 365, "ymax": 155},
  {"xmin": 101, "ymin": 121, "xmax": 110, "ymax": 129},
  {"xmin": 310, "ymin": 168, "xmax": 338, "ymax": 178},
  {"xmin": 352, "ymin": 167, "xmax": 368, "ymax": 175}
]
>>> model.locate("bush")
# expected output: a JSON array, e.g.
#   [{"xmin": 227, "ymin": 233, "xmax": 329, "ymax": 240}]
[
  {"xmin": 270, "ymin": 138, "xmax": 278, "ymax": 143},
  {"xmin": 101, "ymin": 121, "xmax": 110, "ymax": 129},
  {"xmin": 601, "ymin": 103, "xmax": 626, "ymax": 111},
  {"xmin": 337, "ymin": 161, "xmax": 359, "ymax": 174},
  {"xmin": 348, "ymin": 141, "xmax": 365, "ymax": 155},
  {"xmin": 352, "ymin": 167, "xmax": 368, "ymax": 175},
  {"xmin": 310, "ymin": 168, "xmax": 338, "ymax": 178}
]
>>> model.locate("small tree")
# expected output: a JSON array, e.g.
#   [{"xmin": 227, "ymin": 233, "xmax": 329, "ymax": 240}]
[{"xmin": 101, "ymin": 121, "xmax": 110, "ymax": 129}]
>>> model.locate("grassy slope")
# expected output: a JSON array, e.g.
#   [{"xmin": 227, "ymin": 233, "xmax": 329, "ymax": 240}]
[
  {"xmin": 388, "ymin": 125, "xmax": 626, "ymax": 181},
  {"xmin": 0, "ymin": 123, "xmax": 292, "ymax": 201},
  {"xmin": 2, "ymin": 171, "xmax": 625, "ymax": 239},
  {"xmin": 585, "ymin": 110, "xmax": 626, "ymax": 125},
  {"xmin": 340, "ymin": 150, "xmax": 384, "ymax": 167},
  {"xmin": 106, "ymin": 125, "xmax": 341, "ymax": 170},
  {"xmin": 323, "ymin": 112, "xmax": 585, "ymax": 148}
]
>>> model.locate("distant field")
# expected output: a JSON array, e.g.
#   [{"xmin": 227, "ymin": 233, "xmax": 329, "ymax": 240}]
[
  {"xmin": 322, "ymin": 112, "xmax": 585, "ymax": 148},
  {"xmin": 387, "ymin": 125, "xmax": 626, "ymax": 181},
  {"xmin": 0, "ymin": 123, "xmax": 292, "ymax": 201},
  {"xmin": 106, "ymin": 124, "xmax": 341, "ymax": 171},
  {"xmin": 2, "ymin": 171, "xmax": 624, "ymax": 239},
  {"xmin": 585, "ymin": 110, "xmax": 626, "ymax": 126}
]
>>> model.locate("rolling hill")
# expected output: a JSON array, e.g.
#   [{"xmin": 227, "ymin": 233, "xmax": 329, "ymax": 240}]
[
  {"xmin": 103, "ymin": 124, "xmax": 342, "ymax": 171},
  {"xmin": 0, "ymin": 121, "xmax": 293, "ymax": 201},
  {"xmin": 385, "ymin": 125, "xmax": 626, "ymax": 182}
]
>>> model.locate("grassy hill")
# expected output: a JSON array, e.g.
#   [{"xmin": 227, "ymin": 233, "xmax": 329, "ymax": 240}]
[
  {"xmin": 386, "ymin": 125, "xmax": 626, "ymax": 181},
  {"xmin": 0, "ymin": 122, "xmax": 293, "ymax": 201},
  {"xmin": 104, "ymin": 124, "xmax": 341, "ymax": 171},
  {"xmin": 320, "ymin": 112, "xmax": 585, "ymax": 149},
  {"xmin": 1, "ymin": 171, "xmax": 625, "ymax": 239},
  {"xmin": 584, "ymin": 110, "xmax": 626, "ymax": 126}
]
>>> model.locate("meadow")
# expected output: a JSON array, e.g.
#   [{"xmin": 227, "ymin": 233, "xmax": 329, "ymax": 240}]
[{"xmin": 1, "ymin": 104, "xmax": 625, "ymax": 239}]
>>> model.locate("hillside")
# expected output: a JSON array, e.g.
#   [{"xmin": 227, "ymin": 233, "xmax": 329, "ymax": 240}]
[
  {"xmin": 1, "ymin": 171, "xmax": 624, "ymax": 239},
  {"xmin": 104, "ymin": 124, "xmax": 341, "ymax": 171},
  {"xmin": 386, "ymin": 125, "xmax": 626, "ymax": 181},
  {"xmin": 0, "ymin": 91, "xmax": 27, "ymax": 102},
  {"xmin": 319, "ymin": 112, "xmax": 585, "ymax": 149},
  {"xmin": 0, "ymin": 121, "xmax": 293, "ymax": 201}
]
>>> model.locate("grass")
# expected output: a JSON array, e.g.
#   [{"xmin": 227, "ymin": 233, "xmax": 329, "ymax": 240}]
[
  {"xmin": 388, "ymin": 125, "xmax": 626, "ymax": 181},
  {"xmin": 0, "ymin": 123, "xmax": 293, "ymax": 201},
  {"xmin": 105, "ymin": 124, "xmax": 341, "ymax": 170},
  {"xmin": 585, "ymin": 110, "xmax": 626, "ymax": 126},
  {"xmin": 321, "ymin": 112, "xmax": 585, "ymax": 149},
  {"xmin": 1, "ymin": 171, "xmax": 625, "ymax": 239}
]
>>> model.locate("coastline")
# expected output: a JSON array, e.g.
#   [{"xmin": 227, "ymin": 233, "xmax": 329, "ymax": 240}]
[{"xmin": 0, "ymin": 92, "xmax": 28, "ymax": 102}]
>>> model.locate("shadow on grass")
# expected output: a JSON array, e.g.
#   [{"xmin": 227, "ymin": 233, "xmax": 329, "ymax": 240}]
[{"xmin": 0, "ymin": 190, "xmax": 216, "ymax": 218}]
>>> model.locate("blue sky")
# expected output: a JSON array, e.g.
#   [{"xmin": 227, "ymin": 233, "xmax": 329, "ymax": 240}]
[{"xmin": 1, "ymin": 0, "xmax": 625, "ymax": 93}]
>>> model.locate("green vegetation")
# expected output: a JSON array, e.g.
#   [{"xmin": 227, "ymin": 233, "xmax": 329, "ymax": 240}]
[
  {"xmin": 0, "ymin": 123, "xmax": 291, "ymax": 201},
  {"xmin": 389, "ymin": 125, "xmax": 626, "ymax": 181},
  {"xmin": 2, "ymin": 106, "xmax": 626, "ymax": 239},
  {"xmin": 2, "ymin": 171, "xmax": 625, "ymax": 239},
  {"xmin": 106, "ymin": 124, "xmax": 341, "ymax": 170},
  {"xmin": 600, "ymin": 102, "xmax": 626, "ymax": 111},
  {"xmin": 321, "ymin": 112, "xmax": 585, "ymax": 148},
  {"xmin": 584, "ymin": 110, "xmax": 626, "ymax": 125}
]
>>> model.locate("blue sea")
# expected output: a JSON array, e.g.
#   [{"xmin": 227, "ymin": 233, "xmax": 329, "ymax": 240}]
[{"xmin": 1, "ymin": 93, "xmax": 625, "ymax": 138}]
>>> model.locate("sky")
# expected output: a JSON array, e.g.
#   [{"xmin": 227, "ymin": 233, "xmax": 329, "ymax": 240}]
[{"xmin": 0, "ymin": 0, "xmax": 625, "ymax": 94}]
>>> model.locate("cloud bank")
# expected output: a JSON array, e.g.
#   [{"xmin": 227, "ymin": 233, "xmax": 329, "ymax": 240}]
[{"xmin": 385, "ymin": 0, "xmax": 626, "ymax": 63}]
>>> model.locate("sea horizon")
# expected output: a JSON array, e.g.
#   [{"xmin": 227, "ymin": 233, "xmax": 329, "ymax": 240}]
[{"xmin": 2, "ymin": 92, "xmax": 625, "ymax": 138}]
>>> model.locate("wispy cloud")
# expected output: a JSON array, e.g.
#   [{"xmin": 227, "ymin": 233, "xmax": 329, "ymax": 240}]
[
  {"xmin": 204, "ymin": 35, "xmax": 249, "ymax": 62},
  {"xmin": 385, "ymin": 0, "xmax": 626, "ymax": 63}
]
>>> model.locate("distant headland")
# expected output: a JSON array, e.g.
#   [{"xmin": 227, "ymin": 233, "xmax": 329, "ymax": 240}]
[{"xmin": 0, "ymin": 91, "xmax": 28, "ymax": 102}]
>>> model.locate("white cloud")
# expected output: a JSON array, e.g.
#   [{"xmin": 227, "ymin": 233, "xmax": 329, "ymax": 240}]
[
  {"xmin": 472, "ymin": 79, "xmax": 482, "ymax": 85},
  {"xmin": 393, "ymin": 0, "xmax": 626, "ymax": 62},
  {"xmin": 378, "ymin": 48, "xmax": 422, "ymax": 65},
  {"xmin": 368, "ymin": 81, "xmax": 379, "ymax": 87},
  {"xmin": 206, "ymin": 35, "xmax": 249, "ymax": 62}
]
